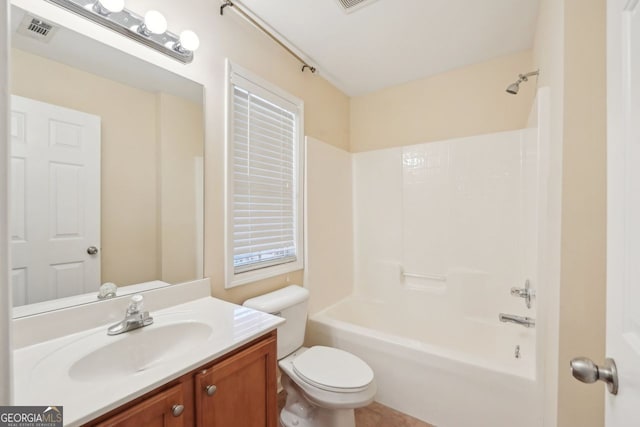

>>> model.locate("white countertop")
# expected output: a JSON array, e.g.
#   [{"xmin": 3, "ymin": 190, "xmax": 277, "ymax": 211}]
[{"xmin": 13, "ymin": 296, "xmax": 284, "ymax": 426}]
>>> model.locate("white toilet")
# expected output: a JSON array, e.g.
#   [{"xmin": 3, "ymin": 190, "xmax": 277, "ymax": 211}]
[{"xmin": 244, "ymin": 285, "xmax": 376, "ymax": 427}]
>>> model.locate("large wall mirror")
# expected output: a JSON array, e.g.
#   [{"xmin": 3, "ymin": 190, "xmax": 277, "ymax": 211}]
[{"xmin": 9, "ymin": 4, "xmax": 204, "ymax": 316}]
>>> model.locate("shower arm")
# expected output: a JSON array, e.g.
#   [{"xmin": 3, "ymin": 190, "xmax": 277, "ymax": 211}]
[{"xmin": 518, "ymin": 70, "xmax": 540, "ymax": 82}]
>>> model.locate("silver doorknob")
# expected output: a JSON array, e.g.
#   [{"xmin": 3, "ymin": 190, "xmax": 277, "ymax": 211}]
[
  {"xmin": 87, "ymin": 246, "xmax": 99, "ymax": 255},
  {"xmin": 171, "ymin": 404, "xmax": 184, "ymax": 417},
  {"xmin": 570, "ymin": 357, "xmax": 618, "ymax": 395},
  {"xmin": 205, "ymin": 385, "xmax": 217, "ymax": 396}
]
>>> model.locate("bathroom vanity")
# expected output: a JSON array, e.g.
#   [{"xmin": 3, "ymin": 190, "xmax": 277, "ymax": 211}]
[
  {"xmin": 12, "ymin": 280, "xmax": 284, "ymax": 427},
  {"xmin": 88, "ymin": 331, "xmax": 277, "ymax": 427}
]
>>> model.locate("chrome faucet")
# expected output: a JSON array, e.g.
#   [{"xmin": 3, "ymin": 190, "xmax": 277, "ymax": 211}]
[
  {"xmin": 97, "ymin": 282, "xmax": 117, "ymax": 300},
  {"xmin": 107, "ymin": 294, "xmax": 154, "ymax": 335},
  {"xmin": 499, "ymin": 313, "xmax": 536, "ymax": 328}
]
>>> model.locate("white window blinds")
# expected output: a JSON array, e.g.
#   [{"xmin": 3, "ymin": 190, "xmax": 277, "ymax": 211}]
[{"xmin": 230, "ymin": 78, "xmax": 301, "ymax": 276}]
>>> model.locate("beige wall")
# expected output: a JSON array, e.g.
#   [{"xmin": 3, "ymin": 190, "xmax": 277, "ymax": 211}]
[
  {"xmin": 157, "ymin": 93, "xmax": 204, "ymax": 283},
  {"xmin": 350, "ymin": 50, "xmax": 536, "ymax": 152},
  {"xmin": 305, "ymin": 138, "xmax": 354, "ymax": 315},
  {"xmin": 11, "ymin": 49, "xmax": 204, "ymax": 289},
  {"xmin": 533, "ymin": 0, "xmax": 607, "ymax": 426},
  {"xmin": 558, "ymin": 0, "xmax": 607, "ymax": 426}
]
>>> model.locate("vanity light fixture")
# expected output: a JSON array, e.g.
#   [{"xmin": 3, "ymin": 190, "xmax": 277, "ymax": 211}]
[
  {"xmin": 45, "ymin": 0, "xmax": 199, "ymax": 63},
  {"xmin": 92, "ymin": 0, "xmax": 124, "ymax": 15}
]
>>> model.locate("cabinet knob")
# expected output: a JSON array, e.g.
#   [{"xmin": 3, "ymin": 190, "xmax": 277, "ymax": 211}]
[
  {"xmin": 171, "ymin": 404, "xmax": 184, "ymax": 417},
  {"xmin": 205, "ymin": 385, "xmax": 217, "ymax": 396}
]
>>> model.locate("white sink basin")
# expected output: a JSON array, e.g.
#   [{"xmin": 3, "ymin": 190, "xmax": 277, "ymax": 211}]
[
  {"xmin": 31, "ymin": 320, "xmax": 213, "ymax": 384},
  {"xmin": 68, "ymin": 321, "xmax": 213, "ymax": 382}
]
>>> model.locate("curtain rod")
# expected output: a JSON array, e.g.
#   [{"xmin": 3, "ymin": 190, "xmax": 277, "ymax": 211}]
[{"xmin": 220, "ymin": 1, "xmax": 317, "ymax": 73}]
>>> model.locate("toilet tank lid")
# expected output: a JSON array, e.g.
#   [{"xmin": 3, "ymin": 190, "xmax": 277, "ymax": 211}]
[{"xmin": 243, "ymin": 285, "xmax": 309, "ymax": 313}]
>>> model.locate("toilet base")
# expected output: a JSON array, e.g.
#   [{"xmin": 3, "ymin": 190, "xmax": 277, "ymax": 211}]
[
  {"xmin": 279, "ymin": 375, "xmax": 356, "ymax": 427},
  {"xmin": 280, "ymin": 405, "xmax": 355, "ymax": 427}
]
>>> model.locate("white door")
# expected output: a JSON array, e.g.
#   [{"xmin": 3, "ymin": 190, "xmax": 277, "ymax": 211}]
[
  {"xmin": 10, "ymin": 95, "xmax": 101, "ymax": 306},
  {"xmin": 604, "ymin": 0, "xmax": 640, "ymax": 423}
]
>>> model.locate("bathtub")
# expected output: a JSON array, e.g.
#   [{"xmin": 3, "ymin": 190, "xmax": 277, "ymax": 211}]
[{"xmin": 306, "ymin": 295, "xmax": 542, "ymax": 427}]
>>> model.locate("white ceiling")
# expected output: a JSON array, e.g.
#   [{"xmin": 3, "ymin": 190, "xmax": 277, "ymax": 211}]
[{"xmin": 236, "ymin": 0, "xmax": 540, "ymax": 96}]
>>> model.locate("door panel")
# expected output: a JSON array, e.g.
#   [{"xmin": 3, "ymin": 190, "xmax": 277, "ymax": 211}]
[
  {"xmin": 606, "ymin": 0, "xmax": 640, "ymax": 423},
  {"xmin": 10, "ymin": 95, "xmax": 100, "ymax": 305}
]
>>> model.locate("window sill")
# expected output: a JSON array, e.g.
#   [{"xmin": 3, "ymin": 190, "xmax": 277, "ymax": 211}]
[{"xmin": 225, "ymin": 259, "xmax": 304, "ymax": 289}]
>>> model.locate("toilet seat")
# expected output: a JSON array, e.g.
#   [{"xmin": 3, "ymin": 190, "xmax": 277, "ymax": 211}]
[{"xmin": 292, "ymin": 346, "xmax": 374, "ymax": 393}]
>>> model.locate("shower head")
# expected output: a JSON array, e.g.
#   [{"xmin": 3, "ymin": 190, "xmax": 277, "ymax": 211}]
[
  {"xmin": 506, "ymin": 70, "xmax": 539, "ymax": 95},
  {"xmin": 506, "ymin": 82, "xmax": 520, "ymax": 94}
]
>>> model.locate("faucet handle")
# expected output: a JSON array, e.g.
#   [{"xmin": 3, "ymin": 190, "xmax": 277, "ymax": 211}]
[
  {"xmin": 98, "ymin": 282, "xmax": 117, "ymax": 300},
  {"xmin": 127, "ymin": 294, "xmax": 145, "ymax": 314},
  {"xmin": 510, "ymin": 279, "xmax": 535, "ymax": 309}
]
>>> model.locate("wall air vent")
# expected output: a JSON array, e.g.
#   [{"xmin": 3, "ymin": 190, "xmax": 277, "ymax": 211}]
[
  {"xmin": 335, "ymin": 0, "xmax": 380, "ymax": 14},
  {"xmin": 17, "ymin": 15, "xmax": 58, "ymax": 42}
]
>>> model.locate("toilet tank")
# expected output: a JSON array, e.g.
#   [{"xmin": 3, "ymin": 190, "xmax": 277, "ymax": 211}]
[{"xmin": 243, "ymin": 285, "xmax": 309, "ymax": 359}]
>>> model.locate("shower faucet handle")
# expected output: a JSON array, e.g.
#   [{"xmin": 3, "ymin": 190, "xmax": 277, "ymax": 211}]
[{"xmin": 510, "ymin": 279, "xmax": 535, "ymax": 309}]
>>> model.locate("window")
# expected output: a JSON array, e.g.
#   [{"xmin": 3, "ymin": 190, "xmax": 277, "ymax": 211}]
[{"xmin": 225, "ymin": 61, "xmax": 304, "ymax": 288}]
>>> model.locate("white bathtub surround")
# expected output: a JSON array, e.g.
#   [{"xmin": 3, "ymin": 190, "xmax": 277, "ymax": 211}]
[
  {"xmin": 523, "ymin": 87, "xmax": 559, "ymax": 427},
  {"xmin": 304, "ymin": 118, "xmax": 549, "ymax": 425},
  {"xmin": 304, "ymin": 137, "xmax": 354, "ymax": 315},
  {"xmin": 353, "ymin": 129, "xmax": 539, "ymax": 319}
]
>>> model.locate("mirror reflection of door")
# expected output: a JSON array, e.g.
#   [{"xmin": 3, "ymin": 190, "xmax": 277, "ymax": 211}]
[
  {"xmin": 9, "ymin": 5, "xmax": 205, "ymax": 315},
  {"xmin": 11, "ymin": 95, "xmax": 100, "ymax": 306}
]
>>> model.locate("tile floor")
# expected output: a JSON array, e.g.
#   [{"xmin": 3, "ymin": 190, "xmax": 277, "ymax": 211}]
[
  {"xmin": 354, "ymin": 402, "xmax": 433, "ymax": 427},
  {"xmin": 278, "ymin": 392, "xmax": 433, "ymax": 426}
]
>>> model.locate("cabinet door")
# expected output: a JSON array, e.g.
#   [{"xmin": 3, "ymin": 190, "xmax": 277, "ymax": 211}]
[
  {"xmin": 195, "ymin": 335, "xmax": 277, "ymax": 427},
  {"xmin": 94, "ymin": 384, "xmax": 186, "ymax": 427}
]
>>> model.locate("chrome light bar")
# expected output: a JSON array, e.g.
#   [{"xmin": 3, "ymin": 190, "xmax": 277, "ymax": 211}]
[{"xmin": 44, "ymin": 0, "xmax": 196, "ymax": 64}]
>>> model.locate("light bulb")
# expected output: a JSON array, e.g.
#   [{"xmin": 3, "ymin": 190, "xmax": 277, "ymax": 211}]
[
  {"xmin": 98, "ymin": 0, "xmax": 124, "ymax": 13},
  {"xmin": 179, "ymin": 30, "xmax": 200, "ymax": 52},
  {"xmin": 143, "ymin": 10, "xmax": 168, "ymax": 35},
  {"xmin": 93, "ymin": 0, "xmax": 124, "ymax": 15}
]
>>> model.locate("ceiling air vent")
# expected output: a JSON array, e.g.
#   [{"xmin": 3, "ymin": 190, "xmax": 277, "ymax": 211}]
[
  {"xmin": 17, "ymin": 15, "xmax": 58, "ymax": 43},
  {"xmin": 335, "ymin": 0, "xmax": 380, "ymax": 14}
]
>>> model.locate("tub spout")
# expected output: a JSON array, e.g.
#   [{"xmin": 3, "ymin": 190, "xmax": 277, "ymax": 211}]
[{"xmin": 499, "ymin": 313, "xmax": 535, "ymax": 328}]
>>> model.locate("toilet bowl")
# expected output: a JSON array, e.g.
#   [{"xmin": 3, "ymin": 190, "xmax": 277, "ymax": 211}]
[
  {"xmin": 281, "ymin": 346, "xmax": 376, "ymax": 404},
  {"xmin": 243, "ymin": 285, "xmax": 377, "ymax": 427},
  {"xmin": 278, "ymin": 347, "xmax": 376, "ymax": 427}
]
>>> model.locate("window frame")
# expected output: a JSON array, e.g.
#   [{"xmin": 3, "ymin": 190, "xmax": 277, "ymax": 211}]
[{"xmin": 224, "ymin": 60, "xmax": 305, "ymax": 288}]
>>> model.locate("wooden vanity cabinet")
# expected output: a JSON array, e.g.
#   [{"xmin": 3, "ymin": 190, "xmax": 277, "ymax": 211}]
[
  {"xmin": 195, "ymin": 334, "xmax": 277, "ymax": 427},
  {"xmin": 85, "ymin": 331, "xmax": 277, "ymax": 427},
  {"xmin": 94, "ymin": 383, "xmax": 189, "ymax": 427}
]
